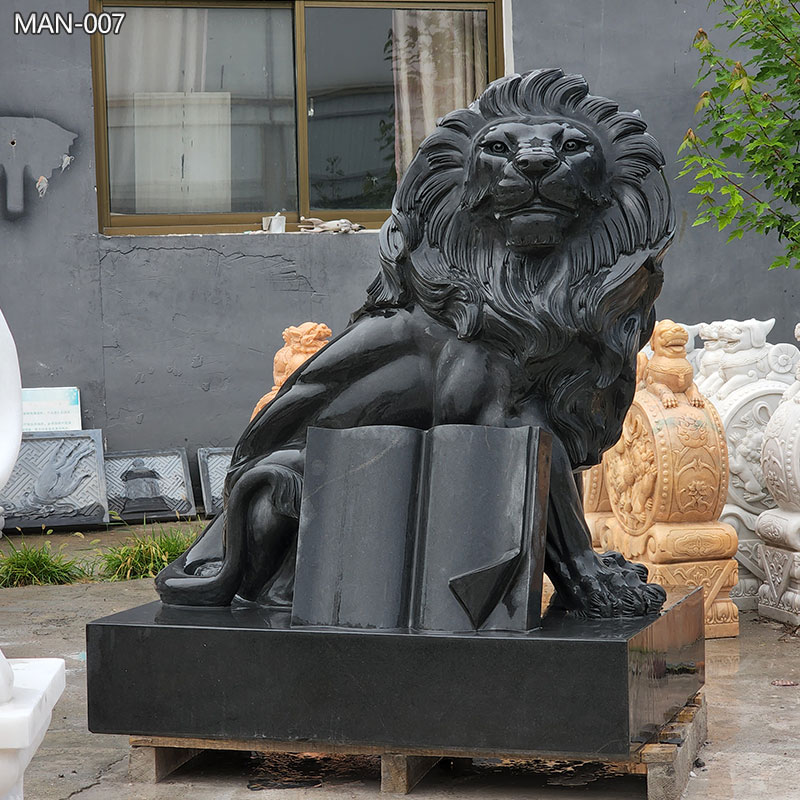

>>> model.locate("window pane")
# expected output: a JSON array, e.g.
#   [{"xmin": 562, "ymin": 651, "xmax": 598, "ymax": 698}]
[
  {"xmin": 105, "ymin": 6, "xmax": 297, "ymax": 215},
  {"xmin": 305, "ymin": 6, "xmax": 489, "ymax": 211}
]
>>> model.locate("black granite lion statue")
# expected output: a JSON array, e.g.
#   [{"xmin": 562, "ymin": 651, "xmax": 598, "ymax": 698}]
[{"xmin": 157, "ymin": 68, "xmax": 675, "ymax": 617}]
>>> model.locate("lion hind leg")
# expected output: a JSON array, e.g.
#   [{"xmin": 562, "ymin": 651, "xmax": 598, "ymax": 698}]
[{"xmin": 235, "ymin": 470, "xmax": 302, "ymax": 604}]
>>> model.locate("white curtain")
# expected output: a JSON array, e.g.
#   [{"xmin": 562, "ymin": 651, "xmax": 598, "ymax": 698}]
[
  {"xmin": 105, "ymin": 8, "xmax": 209, "ymax": 96},
  {"xmin": 392, "ymin": 10, "xmax": 488, "ymax": 178},
  {"xmin": 105, "ymin": 8, "xmax": 232, "ymax": 213}
]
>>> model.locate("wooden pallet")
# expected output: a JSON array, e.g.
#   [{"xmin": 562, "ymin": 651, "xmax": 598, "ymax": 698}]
[{"xmin": 128, "ymin": 691, "xmax": 706, "ymax": 797}]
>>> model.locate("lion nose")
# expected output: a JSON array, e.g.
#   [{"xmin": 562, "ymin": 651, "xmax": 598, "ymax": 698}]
[{"xmin": 514, "ymin": 150, "xmax": 558, "ymax": 177}]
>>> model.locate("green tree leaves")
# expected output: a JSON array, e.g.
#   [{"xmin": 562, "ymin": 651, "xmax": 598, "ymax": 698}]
[{"xmin": 680, "ymin": 0, "xmax": 800, "ymax": 269}]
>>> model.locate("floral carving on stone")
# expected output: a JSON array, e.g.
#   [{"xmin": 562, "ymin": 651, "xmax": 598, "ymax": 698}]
[
  {"xmin": 682, "ymin": 479, "xmax": 716, "ymax": 514},
  {"xmin": 676, "ymin": 416, "xmax": 708, "ymax": 448}
]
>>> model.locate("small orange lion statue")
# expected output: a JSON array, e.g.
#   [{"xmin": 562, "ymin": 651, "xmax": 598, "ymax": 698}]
[
  {"xmin": 251, "ymin": 322, "xmax": 332, "ymax": 420},
  {"xmin": 644, "ymin": 319, "xmax": 704, "ymax": 409}
]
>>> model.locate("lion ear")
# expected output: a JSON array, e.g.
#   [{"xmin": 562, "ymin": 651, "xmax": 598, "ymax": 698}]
[{"xmin": 751, "ymin": 318, "xmax": 775, "ymax": 348}]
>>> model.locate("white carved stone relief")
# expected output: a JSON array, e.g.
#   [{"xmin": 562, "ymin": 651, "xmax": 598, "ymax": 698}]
[
  {"xmin": 676, "ymin": 321, "xmax": 704, "ymax": 373},
  {"xmin": 756, "ymin": 323, "xmax": 800, "ymax": 625},
  {"xmin": 693, "ymin": 318, "xmax": 800, "ymax": 610},
  {"xmin": 695, "ymin": 318, "xmax": 798, "ymax": 399}
]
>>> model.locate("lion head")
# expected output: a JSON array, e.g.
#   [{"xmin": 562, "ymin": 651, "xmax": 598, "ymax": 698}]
[
  {"xmin": 651, "ymin": 320, "xmax": 689, "ymax": 359},
  {"xmin": 283, "ymin": 322, "xmax": 333, "ymax": 352},
  {"xmin": 357, "ymin": 69, "xmax": 675, "ymax": 466},
  {"xmin": 463, "ymin": 117, "xmax": 611, "ymax": 252}
]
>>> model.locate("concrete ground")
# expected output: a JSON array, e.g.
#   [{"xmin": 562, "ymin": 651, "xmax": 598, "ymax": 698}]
[{"xmin": 2, "ymin": 573, "xmax": 800, "ymax": 800}]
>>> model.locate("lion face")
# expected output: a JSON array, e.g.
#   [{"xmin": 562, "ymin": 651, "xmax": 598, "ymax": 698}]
[
  {"xmin": 712, "ymin": 318, "xmax": 774, "ymax": 351},
  {"xmin": 299, "ymin": 323, "xmax": 332, "ymax": 348},
  {"xmin": 464, "ymin": 117, "xmax": 611, "ymax": 252},
  {"xmin": 651, "ymin": 320, "xmax": 689, "ymax": 358}
]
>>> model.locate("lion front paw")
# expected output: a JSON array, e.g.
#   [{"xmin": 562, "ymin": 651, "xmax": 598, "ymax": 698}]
[
  {"xmin": 661, "ymin": 392, "xmax": 678, "ymax": 409},
  {"xmin": 550, "ymin": 551, "xmax": 666, "ymax": 618}
]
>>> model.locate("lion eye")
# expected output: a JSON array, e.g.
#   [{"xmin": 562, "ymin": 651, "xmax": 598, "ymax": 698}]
[
  {"xmin": 487, "ymin": 141, "xmax": 509, "ymax": 154},
  {"xmin": 562, "ymin": 139, "xmax": 586, "ymax": 153}
]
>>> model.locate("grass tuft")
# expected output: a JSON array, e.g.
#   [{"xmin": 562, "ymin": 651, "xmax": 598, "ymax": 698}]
[
  {"xmin": 98, "ymin": 528, "xmax": 196, "ymax": 581},
  {"xmin": 0, "ymin": 539, "xmax": 88, "ymax": 587}
]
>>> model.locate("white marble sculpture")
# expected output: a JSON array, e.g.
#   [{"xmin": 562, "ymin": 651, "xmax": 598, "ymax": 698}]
[
  {"xmin": 678, "ymin": 321, "xmax": 704, "ymax": 374},
  {"xmin": 0, "ymin": 310, "xmax": 22, "ymax": 534},
  {"xmin": 695, "ymin": 318, "xmax": 799, "ymax": 399},
  {"xmin": 695, "ymin": 318, "xmax": 800, "ymax": 609},
  {"xmin": 756, "ymin": 323, "xmax": 800, "ymax": 624},
  {"xmin": 0, "ymin": 653, "xmax": 66, "ymax": 800},
  {"xmin": 0, "ymin": 310, "xmax": 65, "ymax": 800}
]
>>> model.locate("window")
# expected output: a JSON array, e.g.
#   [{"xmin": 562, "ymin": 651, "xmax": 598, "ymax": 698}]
[{"xmin": 90, "ymin": 1, "xmax": 504, "ymax": 234}]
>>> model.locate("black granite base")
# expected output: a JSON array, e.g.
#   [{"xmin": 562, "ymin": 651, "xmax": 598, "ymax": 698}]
[{"xmin": 87, "ymin": 587, "xmax": 704, "ymax": 760}]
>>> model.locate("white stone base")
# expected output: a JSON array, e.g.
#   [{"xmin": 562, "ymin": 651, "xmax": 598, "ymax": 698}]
[
  {"xmin": 722, "ymin": 505, "xmax": 765, "ymax": 610},
  {"xmin": 0, "ymin": 658, "xmax": 65, "ymax": 800},
  {"xmin": 755, "ymin": 542, "xmax": 800, "ymax": 628},
  {"xmin": 758, "ymin": 602, "xmax": 800, "ymax": 627}
]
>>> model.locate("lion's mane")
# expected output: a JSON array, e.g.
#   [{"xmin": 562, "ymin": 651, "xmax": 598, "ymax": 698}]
[{"xmin": 355, "ymin": 69, "xmax": 675, "ymax": 468}]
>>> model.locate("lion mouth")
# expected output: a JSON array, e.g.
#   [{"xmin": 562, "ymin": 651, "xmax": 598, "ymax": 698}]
[{"xmin": 494, "ymin": 201, "xmax": 575, "ymax": 219}]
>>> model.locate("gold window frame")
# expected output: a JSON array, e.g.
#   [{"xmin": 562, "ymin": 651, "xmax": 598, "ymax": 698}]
[{"xmin": 90, "ymin": 0, "xmax": 504, "ymax": 235}]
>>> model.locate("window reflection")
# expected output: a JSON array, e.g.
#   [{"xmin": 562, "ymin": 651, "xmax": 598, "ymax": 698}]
[
  {"xmin": 105, "ymin": 6, "xmax": 297, "ymax": 215},
  {"xmin": 305, "ymin": 7, "xmax": 488, "ymax": 211}
]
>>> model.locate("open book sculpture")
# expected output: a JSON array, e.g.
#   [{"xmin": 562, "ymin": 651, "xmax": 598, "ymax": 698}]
[
  {"xmin": 292, "ymin": 425, "xmax": 549, "ymax": 632},
  {"xmin": 156, "ymin": 68, "xmax": 675, "ymax": 621}
]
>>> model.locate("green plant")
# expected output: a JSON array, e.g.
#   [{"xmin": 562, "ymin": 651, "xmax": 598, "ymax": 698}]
[
  {"xmin": 98, "ymin": 528, "xmax": 196, "ymax": 581},
  {"xmin": 679, "ymin": 0, "xmax": 800, "ymax": 269},
  {"xmin": 0, "ymin": 538, "xmax": 88, "ymax": 587}
]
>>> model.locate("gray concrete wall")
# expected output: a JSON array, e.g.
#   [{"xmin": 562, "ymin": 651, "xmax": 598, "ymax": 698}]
[
  {"xmin": 1, "ymin": 0, "xmax": 797, "ymax": 494},
  {"xmin": 95, "ymin": 233, "xmax": 377, "ymax": 451},
  {"xmin": 510, "ymin": 0, "xmax": 799, "ymax": 343}
]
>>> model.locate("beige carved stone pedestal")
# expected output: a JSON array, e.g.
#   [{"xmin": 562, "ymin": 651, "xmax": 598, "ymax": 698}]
[
  {"xmin": 583, "ymin": 463, "xmax": 613, "ymax": 549},
  {"xmin": 600, "ymin": 321, "xmax": 739, "ymax": 638}
]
